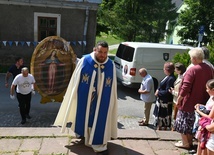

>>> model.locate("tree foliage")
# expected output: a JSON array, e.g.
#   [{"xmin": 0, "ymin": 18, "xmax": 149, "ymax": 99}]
[
  {"xmin": 97, "ymin": 0, "xmax": 178, "ymax": 42},
  {"xmin": 172, "ymin": 51, "xmax": 191, "ymax": 67},
  {"xmin": 177, "ymin": 0, "xmax": 214, "ymax": 46},
  {"xmin": 172, "ymin": 42, "xmax": 214, "ymax": 67}
]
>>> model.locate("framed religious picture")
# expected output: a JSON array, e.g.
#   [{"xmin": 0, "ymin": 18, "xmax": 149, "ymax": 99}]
[{"xmin": 31, "ymin": 36, "xmax": 76, "ymax": 103}]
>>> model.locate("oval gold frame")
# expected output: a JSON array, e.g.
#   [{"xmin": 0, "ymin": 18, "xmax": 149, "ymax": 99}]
[{"xmin": 31, "ymin": 36, "xmax": 75, "ymax": 103}]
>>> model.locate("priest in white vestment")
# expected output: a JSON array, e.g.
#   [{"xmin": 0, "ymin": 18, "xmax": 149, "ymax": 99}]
[{"xmin": 54, "ymin": 41, "xmax": 118, "ymax": 154}]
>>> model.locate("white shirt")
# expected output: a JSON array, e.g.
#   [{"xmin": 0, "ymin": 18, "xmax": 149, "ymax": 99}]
[
  {"xmin": 205, "ymin": 96, "xmax": 214, "ymax": 111},
  {"xmin": 12, "ymin": 73, "xmax": 35, "ymax": 94},
  {"xmin": 140, "ymin": 74, "xmax": 156, "ymax": 102}
]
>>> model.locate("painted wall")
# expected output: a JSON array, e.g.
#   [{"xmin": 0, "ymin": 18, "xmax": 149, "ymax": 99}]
[{"xmin": 0, "ymin": 2, "xmax": 98, "ymax": 71}]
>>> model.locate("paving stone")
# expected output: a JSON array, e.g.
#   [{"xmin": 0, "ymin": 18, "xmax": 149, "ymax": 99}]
[
  {"xmin": 148, "ymin": 140, "xmax": 188, "ymax": 155},
  {"xmin": 148, "ymin": 140, "xmax": 176, "ymax": 151},
  {"xmin": 39, "ymin": 137, "xmax": 69, "ymax": 155},
  {"xmin": 0, "ymin": 127, "xmax": 70, "ymax": 137},
  {"xmin": 122, "ymin": 140, "xmax": 155, "ymax": 155},
  {"xmin": 118, "ymin": 129, "xmax": 158, "ymax": 140},
  {"xmin": 156, "ymin": 130, "xmax": 181, "ymax": 141},
  {"xmin": 0, "ymin": 139, "xmax": 21, "ymax": 152},
  {"xmin": 155, "ymin": 149, "xmax": 183, "ymax": 155},
  {"xmin": 19, "ymin": 138, "xmax": 42, "ymax": 151}
]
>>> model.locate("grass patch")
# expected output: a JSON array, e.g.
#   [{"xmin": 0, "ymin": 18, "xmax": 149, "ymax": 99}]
[
  {"xmin": 96, "ymin": 33, "xmax": 123, "ymax": 55},
  {"xmin": 109, "ymin": 49, "xmax": 117, "ymax": 55},
  {"xmin": 96, "ymin": 32, "xmax": 124, "ymax": 46}
]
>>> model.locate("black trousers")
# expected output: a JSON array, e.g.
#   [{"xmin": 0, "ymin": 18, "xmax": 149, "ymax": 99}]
[{"xmin": 16, "ymin": 92, "xmax": 32, "ymax": 120}]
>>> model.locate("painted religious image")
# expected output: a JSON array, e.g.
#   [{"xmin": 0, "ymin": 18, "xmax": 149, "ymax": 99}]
[{"xmin": 31, "ymin": 36, "xmax": 76, "ymax": 103}]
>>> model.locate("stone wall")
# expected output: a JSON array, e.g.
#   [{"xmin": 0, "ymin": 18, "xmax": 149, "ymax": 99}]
[{"xmin": 0, "ymin": 3, "xmax": 98, "ymax": 72}]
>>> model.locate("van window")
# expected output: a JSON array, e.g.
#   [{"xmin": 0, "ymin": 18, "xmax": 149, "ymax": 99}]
[{"xmin": 116, "ymin": 44, "xmax": 134, "ymax": 62}]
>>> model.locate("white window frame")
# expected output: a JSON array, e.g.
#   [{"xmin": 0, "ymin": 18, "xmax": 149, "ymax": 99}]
[{"xmin": 34, "ymin": 12, "xmax": 61, "ymax": 42}]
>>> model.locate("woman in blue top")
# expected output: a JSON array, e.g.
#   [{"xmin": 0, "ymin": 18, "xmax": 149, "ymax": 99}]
[{"xmin": 153, "ymin": 62, "xmax": 176, "ymax": 130}]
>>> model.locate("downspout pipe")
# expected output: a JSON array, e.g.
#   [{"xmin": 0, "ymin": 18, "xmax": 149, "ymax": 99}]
[{"xmin": 82, "ymin": 7, "xmax": 89, "ymax": 55}]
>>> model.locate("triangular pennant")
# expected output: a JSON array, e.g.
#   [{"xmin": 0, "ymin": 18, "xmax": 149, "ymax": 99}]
[
  {"xmin": 20, "ymin": 41, "xmax": 25, "ymax": 46},
  {"xmin": 33, "ymin": 42, "xmax": 38, "ymax": 47},
  {"xmin": 26, "ymin": 41, "xmax": 31, "ymax": 47},
  {"xmin": 3, "ymin": 41, "xmax": 7, "ymax": 46},
  {"xmin": 64, "ymin": 43, "xmax": 68, "ymax": 52},
  {"xmin": 83, "ymin": 41, "xmax": 86, "ymax": 46},
  {"xmin": 8, "ymin": 41, "xmax": 13, "ymax": 46},
  {"xmin": 15, "ymin": 41, "xmax": 19, "ymax": 46},
  {"xmin": 72, "ymin": 41, "xmax": 76, "ymax": 46},
  {"xmin": 78, "ymin": 41, "xmax": 82, "ymax": 45}
]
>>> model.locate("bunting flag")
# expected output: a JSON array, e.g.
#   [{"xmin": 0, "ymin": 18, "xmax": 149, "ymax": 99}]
[
  {"xmin": 15, "ymin": 41, "xmax": 19, "ymax": 46},
  {"xmin": 8, "ymin": 41, "xmax": 13, "ymax": 46},
  {"xmin": 33, "ymin": 42, "xmax": 38, "ymax": 47},
  {"xmin": 3, "ymin": 41, "xmax": 6, "ymax": 46},
  {"xmin": 71, "ymin": 41, "xmax": 76, "ymax": 46},
  {"xmin": 26, "ymin": 41, "xmax": 31, "ymax": 46},
  {"xmin": 20, "ymin": 41, "xmax": 25, "ymax": 46},
  {"xmin": 0, "ymin": 40, "xmax": 86, "ymax": 47}
]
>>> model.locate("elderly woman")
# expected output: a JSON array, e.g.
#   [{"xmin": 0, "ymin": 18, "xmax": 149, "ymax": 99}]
[
  {"xmin": 153, "ymin": 62, "xmax": 176, "ymax": 130},
  {"xmin": 169, "ymin": 62, "xmax": 186, "ymax": 130},
  {"xmin": 174, "ymin": 47, "xmax": 213, "ymax": 149}
]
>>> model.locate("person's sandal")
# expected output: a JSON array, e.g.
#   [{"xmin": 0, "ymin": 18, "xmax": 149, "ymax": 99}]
[
  {"xmin": 139, "ymin": 122, "xmax": 148, "ymax": 126},
  {"xmin": 174, "ymin": 141, "xmax": 190, "ymax": 149},
  {"xmin": 138, "ymin": 120, "xmax": 144, "ymax": 123}
]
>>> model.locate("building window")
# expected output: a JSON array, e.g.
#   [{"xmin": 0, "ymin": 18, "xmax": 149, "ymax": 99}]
[
  {"xmin": 38, "ymin": 17, "xmax": 57, "ymax": 41},
  {"xmin": 34, "ymin": 13, "xmax": 61, "ymax": 42}
]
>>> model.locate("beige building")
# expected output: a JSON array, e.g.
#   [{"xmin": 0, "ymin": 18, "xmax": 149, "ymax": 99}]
[{"xmin": 165, "ymin": 1, "xmax": 186, "ymax": 45}]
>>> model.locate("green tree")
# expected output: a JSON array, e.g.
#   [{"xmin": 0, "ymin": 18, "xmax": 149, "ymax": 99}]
[
  {"xmin": 177, "ymin": 0, "xmax": 214, "ymax": 46},
  {"xmin": 97, "ymin": 0, "xmax": 177, "ymax": 42},
  {"xmin": 172, "ymin": 43, "xmax": 214, "ymax": 67},
  {"xmin": 172, "ymin": 51, "xmax": 191, "ymax": 68},
  {"xmin": 208, "ymin": 41, "xmax": 214, "ymax": 64},
  {"xmin": 96, "ymin": 0, "xmax": 116, "ymax": 36}
]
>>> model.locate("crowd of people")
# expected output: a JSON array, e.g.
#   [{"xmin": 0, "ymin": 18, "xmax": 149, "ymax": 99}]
[
  {"xmin": 5, "ymin": 43, "xmax": 214, "ymax": 155},
  {"xmin": 138, "ymin": 47, "xmax": 214, "ymax": 155},
  {"xmin": 5, "ymin": 41, "xmax": 116, "ymax": 155}
]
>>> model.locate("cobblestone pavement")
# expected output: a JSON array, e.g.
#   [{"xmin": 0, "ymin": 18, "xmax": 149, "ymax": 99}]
[
  {"xmin": 0, "ymin": 73, "xmax": 154, "ymax": 128},
  {"xmin": 0, "ymin": 103, "xmax": 60, "ymax": 127},
  {"xmin": 0, "ymin": 109, "xmax": 151, "ymax": 129}
]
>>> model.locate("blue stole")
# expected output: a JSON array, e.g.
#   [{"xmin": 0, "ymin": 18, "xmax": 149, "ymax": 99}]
[{"xmin": 75, "ymin": 54, "xmax": 114, "ymax": 144}]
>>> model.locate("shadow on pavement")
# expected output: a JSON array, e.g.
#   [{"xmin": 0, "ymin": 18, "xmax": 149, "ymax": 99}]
[
  {"xmin": 117, "ymin": 122, "xmax": 125, "ymax": 129},
  {"xmin": 117, "ymin": 82, "xmax": 139, "ymax": 100},
  {"xmin": 65, "ymin": 140, "xmax": 145, "ymax": 155}
]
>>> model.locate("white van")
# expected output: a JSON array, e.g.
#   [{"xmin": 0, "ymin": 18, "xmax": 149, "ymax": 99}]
[{"xmin": 114, "ymin": 42, "xmax": 192, "ymax": 89}]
